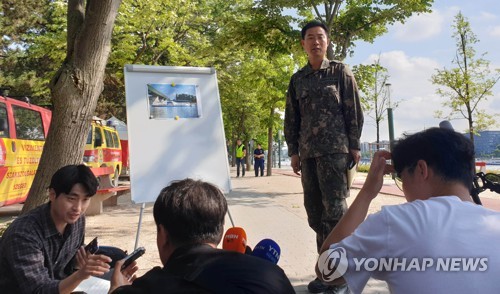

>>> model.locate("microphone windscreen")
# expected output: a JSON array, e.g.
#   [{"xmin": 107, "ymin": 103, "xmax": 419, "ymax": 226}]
[
  {"xmin": 222, "ymin": 227, "xmax": 247, "ymax": 253},
  {"xmin": 251, "ymin": 238, "xmax": 280, "ymax": 264}
]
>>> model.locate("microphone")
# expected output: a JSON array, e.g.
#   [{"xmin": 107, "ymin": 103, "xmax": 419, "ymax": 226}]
[
  {"xmin": 251, "ymin": 239, "xmax": 281, "ymax": 264},
  {"xmin": 222, "ymin": 227, "xmax": 247, "ymax": 254}
]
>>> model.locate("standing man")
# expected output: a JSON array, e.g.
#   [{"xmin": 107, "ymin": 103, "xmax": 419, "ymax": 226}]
[
  {"xmin": 235, "ymin": 139, "xmax": 246, "ymax": 177},
  {"xmin": 284, "ymin": 20, "xmax": 363, "ymax": 293},
  {"xmin": 254, "ymin": 143, "xmax": 265, "ymax": 177},
  {"xmin": 0, "ymin": 164, "xmax": 112, "ymax": 293}
]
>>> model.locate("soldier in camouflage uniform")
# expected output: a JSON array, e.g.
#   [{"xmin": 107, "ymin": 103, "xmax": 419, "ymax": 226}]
[{"xmin": 284, "ymin": 20, "xmax": 363, "ymax": 293}]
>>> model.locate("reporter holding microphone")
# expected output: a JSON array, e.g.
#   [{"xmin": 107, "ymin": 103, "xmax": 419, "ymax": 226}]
[{"xmin": 110, "ymin": 179, "xmax": 294, "ymax": 293}]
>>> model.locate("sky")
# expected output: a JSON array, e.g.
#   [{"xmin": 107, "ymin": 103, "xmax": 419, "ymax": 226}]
[{"xmin": 342, "ymin": 0, "xmax": 500, "ymax": 143}]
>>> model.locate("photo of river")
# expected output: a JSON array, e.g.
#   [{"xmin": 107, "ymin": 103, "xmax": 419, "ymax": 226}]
[{"xmin": 147, "ymin": 83, "xmax": 200, "ymax": 119}]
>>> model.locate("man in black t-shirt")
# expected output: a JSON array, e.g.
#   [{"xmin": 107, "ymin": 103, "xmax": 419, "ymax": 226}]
[{"xmin": 254, "ymin": 144, "xmax": 265, "ymax": 177}]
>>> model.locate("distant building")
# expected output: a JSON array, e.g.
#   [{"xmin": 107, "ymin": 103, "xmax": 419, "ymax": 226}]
[
  {"xmin": 360, "ymin": 142, "xmax": 370, "ymax": 155},
  {"xmin": 469, "ymin": 130, "xmax": 500, "ymax": 157},
  {"xmin": 360, "ymin": 140, "xmax": 390, "ymax": 158}
]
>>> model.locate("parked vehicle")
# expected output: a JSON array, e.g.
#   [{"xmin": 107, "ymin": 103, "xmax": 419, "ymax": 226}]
[
  {"xmin": 106, "ymin": 116, "xmax": 129, "ymax": 177},
  {"xmin": 0, "ymin": 94, "xmax": 127, "ymax": 207},
  {"xmin": 0, "ymin": 95, "xmax": 51, "ymax": 207},
  {"xmin": 83, "ymin": 119, "xmax": 122, "ymax": 186}
]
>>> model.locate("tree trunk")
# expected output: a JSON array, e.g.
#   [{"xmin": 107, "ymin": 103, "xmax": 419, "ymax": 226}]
[
  {"xmin": 266, "ymin": 108, "xmax": 274, "ymax": 176},
  {"xmin": 327, "ymin": 43, "xmax": 335, "ymax": 61},
  {"xmin": 245, "ymin": 137, "xmax": 251, "ymax": 172},
  {"xmin": 376, "ymin": 119, "xmax": 380, "ymax": 147},
  {"xmin": 468, "ymin": 110, "xmax": 475, "ymax": 146},
  {"xmin": 22, "ymin": 0, "xmax": 121, "ymax": 214}
]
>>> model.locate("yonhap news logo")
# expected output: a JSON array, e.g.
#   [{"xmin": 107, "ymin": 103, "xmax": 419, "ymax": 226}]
[
  {"xmin": 318, "ymin": 246, "xmax": 488, "ymax": 278},
  {"xmin": 317, "ymin": 247, "xmax": 348, "ymax": 282}
]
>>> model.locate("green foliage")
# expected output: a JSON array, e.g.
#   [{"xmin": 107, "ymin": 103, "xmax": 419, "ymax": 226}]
[
  {"xmin": 0, "ymin": 0, "xmax": 66, "ymax": 104},
  {"xmin": 1, "ymin": 0, "xmax": 436, "ymax": 149},
  {"xmin": 431, "ymin": 12, "xmax": 500, "ymax": 142},
  {"xmin": 260, "ymin": 0, "xmax": 434, "ymax": 60},
  {"xmin": 357, "ymin": 164, "xmax": 370, "ymax": 173},
  {"xmin": 493, "ymin": 145, "xmax": 500, "ymax": 157},
  {"xmin": 218, "ymin": 48, "xmax": 297, "ymax": 145}
]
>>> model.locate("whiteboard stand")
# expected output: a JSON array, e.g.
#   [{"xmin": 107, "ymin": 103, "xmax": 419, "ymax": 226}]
[{"xmin": 125, "ymin": 65, "xmax": 233, "ymax": 249}]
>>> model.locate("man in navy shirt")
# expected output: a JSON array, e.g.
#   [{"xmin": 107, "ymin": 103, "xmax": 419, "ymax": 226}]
[{"xmin": 254, "ymin": 144, "xmax": 265, "ymax": 177}]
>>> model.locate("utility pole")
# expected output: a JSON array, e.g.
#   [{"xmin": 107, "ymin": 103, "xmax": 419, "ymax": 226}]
[
  {"xmin": 278, "ymin": 131, "xmax": 281, "ymax": 168},
  {"xmin": 385, "ymin": 83, "xmax": 395, "ymax": 151}
]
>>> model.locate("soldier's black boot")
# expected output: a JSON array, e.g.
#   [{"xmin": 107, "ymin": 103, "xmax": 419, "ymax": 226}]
[{"xmin": 307, "ymin": 278, "xmax": 332, "ymax": 293}]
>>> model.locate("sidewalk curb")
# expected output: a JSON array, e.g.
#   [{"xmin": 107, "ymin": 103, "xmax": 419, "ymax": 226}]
[{"xmin": 271, "ymin": 168, "xmax": 500, "ymax": 211}]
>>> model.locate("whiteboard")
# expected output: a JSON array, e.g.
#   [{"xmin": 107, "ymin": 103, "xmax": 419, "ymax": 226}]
[{"xmin": 124, "ymin": 65, "xmax": 231, "ymax": 203}]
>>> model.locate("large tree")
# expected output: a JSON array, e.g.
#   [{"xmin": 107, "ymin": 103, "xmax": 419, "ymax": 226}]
[
  {"xmin": 431, "ymin": 12, "xmax": 500, "ymax": 145},
  {"xmin": 22, "ymin": 0, "xmax": 122, "ymax": 213}
]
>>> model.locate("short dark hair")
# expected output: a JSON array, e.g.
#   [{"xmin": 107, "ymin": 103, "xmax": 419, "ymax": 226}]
[
  {"xmin": 391, "ymin": 128, "xmax": 474, "ymax": 190},
  {"xmin": 49, "ymin": 164, "xmax": 99, "ymax": 197},
  {"xmin": 153, "ymin": 178, "xmax": 227, "ymax": 247},
  {"xmin": 301, "ymin": 20, "xmax": 328, "ymax": 40}
]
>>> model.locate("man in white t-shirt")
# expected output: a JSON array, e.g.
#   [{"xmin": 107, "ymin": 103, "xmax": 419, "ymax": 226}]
[{"xmin": 316, "ymin": 127, "xmax": 500, "ymax": 294}]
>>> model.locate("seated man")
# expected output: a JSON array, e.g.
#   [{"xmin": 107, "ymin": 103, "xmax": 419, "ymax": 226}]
[
  {"xmin": 110, "ymin": 178, "xmax": 295, "ymax": 293},
  {"xmin": 0, "ymin": 164, "xmax": 112, "ymax": 293},
  {"xmin": 316, "ymin": 128, "xmax": 500, "ymax": 293}
]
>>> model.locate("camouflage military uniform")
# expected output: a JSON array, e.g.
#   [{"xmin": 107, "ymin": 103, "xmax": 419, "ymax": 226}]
[{"xmin": 284, "ymin": 59, "xmax": 363, "ymax": 252}]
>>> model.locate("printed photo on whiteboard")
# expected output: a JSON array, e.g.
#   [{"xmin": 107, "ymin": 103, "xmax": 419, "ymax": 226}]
[{"xmin": 147, "ymin": 83, "xmax": 200, "ymax": 119}]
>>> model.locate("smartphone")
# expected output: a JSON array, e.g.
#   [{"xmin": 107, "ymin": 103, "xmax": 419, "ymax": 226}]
[
  {"xmin": 121, "ymin": 247, "xmax": 145, "ymax": 270},
  {"xmin": 84, "ymin": 237, "xmax": 99, "ymax": 254}
]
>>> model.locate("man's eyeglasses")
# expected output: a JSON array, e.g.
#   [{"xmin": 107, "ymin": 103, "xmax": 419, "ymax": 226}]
[{"xmin": 393, "ymin": 163, "xmax": 416, "ymax": 191}]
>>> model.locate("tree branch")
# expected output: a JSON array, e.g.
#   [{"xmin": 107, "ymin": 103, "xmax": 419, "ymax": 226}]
[{"xmin": 66, "ymin": 0, "xmax": 85, "ymax": 62}]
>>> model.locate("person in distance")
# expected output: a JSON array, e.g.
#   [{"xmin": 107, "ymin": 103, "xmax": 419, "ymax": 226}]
[{"xmin": 110, "ymin": 178, "xmax": 295, "ymax": 293}]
